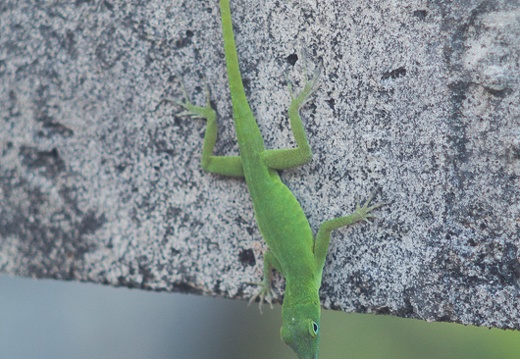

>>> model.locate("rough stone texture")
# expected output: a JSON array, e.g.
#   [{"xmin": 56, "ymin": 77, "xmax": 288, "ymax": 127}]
[{"xmin": 1, "ymin": 0, "xmax": 519, "ymax": 328}]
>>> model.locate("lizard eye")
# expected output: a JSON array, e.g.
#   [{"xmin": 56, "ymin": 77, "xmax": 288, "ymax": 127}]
[{"xmin": 309, "ymin": 321, "xmax": 319, "ymax": 337}]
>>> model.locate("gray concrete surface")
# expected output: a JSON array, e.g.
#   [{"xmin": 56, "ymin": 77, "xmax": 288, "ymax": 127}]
[{"xmin": 1, "ymin": 0, "xmax": 519, "ymax": 329}]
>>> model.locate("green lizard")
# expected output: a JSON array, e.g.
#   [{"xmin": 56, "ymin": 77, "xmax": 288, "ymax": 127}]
[{"xmin": 172, "ymin": 0, "xmax": 382, "ymax": 358}]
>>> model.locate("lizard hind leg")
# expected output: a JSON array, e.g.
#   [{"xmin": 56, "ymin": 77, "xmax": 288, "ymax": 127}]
[
  {"xmin": 164, "ymin": 80, "xmax": 245, "ymax": 177},
  {"xmin": 288, "ymin": 49, "xmax": 323, "ymax": 110},
  {"xmin": 261, "ymin": 52, "xmax": 323, "ymax": 170},
  {"xmin": 178, "ymin": 83, "xmax": 216, "ymax": 119},
  {"xmin": 248, "ymin": 250, "xmax": 281, "ymax": 314}
]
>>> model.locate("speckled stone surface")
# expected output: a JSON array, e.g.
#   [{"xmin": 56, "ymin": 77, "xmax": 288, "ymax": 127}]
[{"xmin": 1, "ymin": 0, "xmax": 519, "ymax": 329}]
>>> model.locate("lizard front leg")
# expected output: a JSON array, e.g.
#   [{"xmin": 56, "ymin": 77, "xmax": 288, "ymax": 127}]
[
  {"xmin": 262, "ymin": 57, "xmax": 322, "ymax": 170},
  {"xmin": 167, "ymin": 84, "xmax": 244, "ymax": 177},
  {"xmin": 314, "ymin": 193, "xmax": 384, "ymax": 271}
]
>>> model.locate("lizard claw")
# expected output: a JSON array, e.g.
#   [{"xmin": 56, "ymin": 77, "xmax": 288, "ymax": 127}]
[
  {"xmin": 161, "ymin": 72, "xmax": 215, "ymax": 117},
  {"xmin": 247, "ymin": 281, "xmax": 274, "ymax": 314},
  {"xmin": 354, "ymin": 190, "xmax": 387, "ymax": 223},
  {"xmin": 166, "ymin": 81, "xmax": 216, "ymax": 120},
  {"xmin": 287, "ymin": 50, "xmax": 322, "ymax": 107}
]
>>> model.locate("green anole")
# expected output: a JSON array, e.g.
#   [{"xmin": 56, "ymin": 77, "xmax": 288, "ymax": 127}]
[{"xmin": 171, "ymin": 0, "xmax": 382, "ymax": 358}]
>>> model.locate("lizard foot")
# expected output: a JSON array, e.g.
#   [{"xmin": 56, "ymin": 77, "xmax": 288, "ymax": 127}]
[
  {"xmin": 354, "ymin": 190, "xmax": 387, "ymax": 223},
  {"xmin": 287, "ymin": 50, "xmax": 323, "ymax": 109},
  {"xmin": 247, "ymin": 280, "xmax": 275, "ymax": 314},
  {"xmin": 164, "ymin": 82, "xmax": 215, "ymax": 120}
]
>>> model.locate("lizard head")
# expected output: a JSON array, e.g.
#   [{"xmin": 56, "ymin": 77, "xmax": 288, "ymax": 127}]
[{"xmin": 280, "ymin": 302, "xmax": 321, "ymax": 359}]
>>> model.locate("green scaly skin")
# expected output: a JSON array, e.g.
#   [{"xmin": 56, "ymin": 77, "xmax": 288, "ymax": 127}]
[{"xmin": 171, "ymin": 1, "xmax": 382, "ymax": 358}]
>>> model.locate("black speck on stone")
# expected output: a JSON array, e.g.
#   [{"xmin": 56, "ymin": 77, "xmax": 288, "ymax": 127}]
[
  {"xmin": 103, "ymin": 0, "xmax": 114, "ymax": 11},
  {"xmin": 239, "ymin": 249, "xmax": 256, "ymax": 266},
  {"xmin": 382, "ymin": 67, "xmax": 407, "ymax": 80},
  {"xmin": 286, "ymin": 53, "xmax": 298, "ymax": 66},
  {"xmin": 19, "ymin": 146, "xmax": 65, "ymax": 178},
  {"xmin": 176, "ymin": 30, "xmax": 194, "ymax": 48},
  {"xmin": 413, "ymin": 10, "xmax": 427, "ymax": 20},
  {"xmin": 78, "ymin": 210, "xmax": 106, "ymax": 236},
  {"xmin": 40, "ymin": 122, "xmax": 74, "ymax": 138}
]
